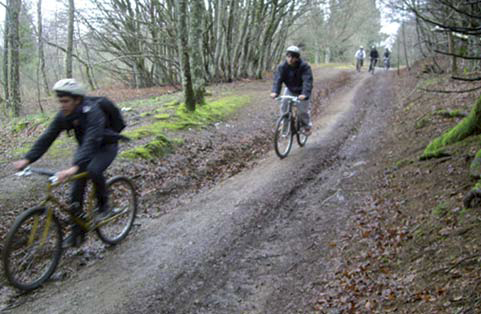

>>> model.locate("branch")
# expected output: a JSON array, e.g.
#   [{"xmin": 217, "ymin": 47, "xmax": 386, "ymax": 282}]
[
  {"xmin": 452, "ymin": 76, "xmax": 481, "ymax": 82},
  {"xmin": 433, "ymin": 49, "xmax": 481, "ymax": 60},
  {"xmin": 419, "ymin": 85, "xmax": 481, "ymax": 93},
  {"xmin": 437, "ymin": 0, "xmax": 481, "ymax": 19},
  {"xmin": 43, "ymin": 40, "xmax": 90, "ymax": 66},
  {"xmin": 407, "ymin": 4, "xmax": 481, "ymax": 35}
]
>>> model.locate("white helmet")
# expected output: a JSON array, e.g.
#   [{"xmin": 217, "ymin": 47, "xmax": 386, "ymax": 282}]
[
  {"xmin": 52, "ymin": 78, "xmax": 86, "ymax": 96},
  {"xmin": 286, "ymin": 46, "xmax": 301, "ymax": 55},
  {"xmin": 360, "ymin": 45, "xmax": 364, "ymax": 49}
]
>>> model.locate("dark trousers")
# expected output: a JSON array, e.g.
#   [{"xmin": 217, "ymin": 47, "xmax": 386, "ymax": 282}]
[{"xmin": 70, "ymin": 143, "xmax": 118, "ymax": 215}]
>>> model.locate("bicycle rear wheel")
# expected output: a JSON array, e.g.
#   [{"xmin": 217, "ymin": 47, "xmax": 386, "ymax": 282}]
[
  {"xmin": 96, "ymin": 176, "xmax": 137, "ymax": 245},
  {"xmin": 2, "ymin": 206, "xmax": 63, "ymax": 291},
  {"xmin": 274, "ymin": 115, "xmax": 293, "ymax": 159}
]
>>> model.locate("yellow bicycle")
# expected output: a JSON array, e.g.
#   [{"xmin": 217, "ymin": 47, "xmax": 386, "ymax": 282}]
[{"xmin": 2, "ymin": 167, "xmax": 137, "ymax": 291}]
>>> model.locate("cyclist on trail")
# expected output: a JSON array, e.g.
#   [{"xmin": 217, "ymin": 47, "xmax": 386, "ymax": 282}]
[
  {"xmin": 369, "ymin": 46, "xmax": 379, "ymax": 72},
  {"xmin": 383, "ymin": 48, "xmax": 391, "ymax": 70},
  {"xmin": 13, "ymin": 79, "xmax": 125, "ymax": 248},
  {"xmin": 355, "ymin": 46, "xmax": 366, "ymax": 71},
  {"xmin": 270, "ymin": 45, "xmax": 314, "ymax": 135}
]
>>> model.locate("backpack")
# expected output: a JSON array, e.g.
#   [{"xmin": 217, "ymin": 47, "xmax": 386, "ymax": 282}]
[{"xmin": 93, "ymin": 97, "xmax": 126, "ymax": 133}]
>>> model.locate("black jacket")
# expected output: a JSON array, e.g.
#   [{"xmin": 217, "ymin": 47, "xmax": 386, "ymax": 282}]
[
  {"xmin": 25, "ymin": 96, "xmax": 118, "ymax": 168},
  {"xmin": 370, "ymin": 49, "xmax": 379, "ymax": 59},
  {"xmin": 272, "ymin": 59, "xmax": 313, "ymax": 99}
]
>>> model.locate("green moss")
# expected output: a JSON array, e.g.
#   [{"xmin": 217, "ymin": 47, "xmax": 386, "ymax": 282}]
[
  {"xmin": 433, "ymin": 109, "xmax": 466, "ymax": 118},
  {"xmin": 395, "ymin": 159, "xmax": 413, "ymax": 169},
  {"xmin": 404, "ymin": 102, "xmax": 415, "ymax": 112},
  {"xmin": 415, "ymin": 117, "xmax": 430, "ymax": 129},
  {"xmin": 469, "ymin": 149, "xmax": 481, "ymax": 178},
  {"xmin": 124, "ymin": 96, "xmax": 250, "ymax": 140},
  {"xmin": 11, "ymin": 114, "xmax": 51, "ymax": 133},
  {"xmin": 121, "ymin": 96, "xmax": 249, "ymax": 160},
  {"xmin": 421, "ymin": 95, "xmax": 481, "ymax": 160},
  {"xmin": 176, "ymin": 95, "xmax": 250, "ymax": 125},
  {"xmin": 432, "ymin": 202, "xmax": 448, "ymax": 217},
  {"xmin": 119, "ymin": 134, "xmax": 174, "ymax": 160},
  {"xmin": 154, "ymin": 113, "xmax": 170, "ymax": 120},
  {"xmin": 11, "ymin": 134, "xmax": 74, "ymax": 159}
]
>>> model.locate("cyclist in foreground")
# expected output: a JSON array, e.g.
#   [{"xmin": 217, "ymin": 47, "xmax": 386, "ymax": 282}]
[
  {"xmin": 270, "ymin": 46, "xmax": 313, "ymax": 135},
  {"xmin": 13, "ymin": 79, "xmax": 125, "ymax": 248}
]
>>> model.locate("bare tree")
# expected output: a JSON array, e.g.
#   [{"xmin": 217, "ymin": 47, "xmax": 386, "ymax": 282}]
[
  {"xmin": 175, "ymin": 0, "xmax": 195, "ymax": 110},
  {"xmin": 66, "ymin": 0, "xmax": 75, "ymax": 78},
  {"xmin": 37, "ymin": 0, "xmax": 49, "ymax": 95}
]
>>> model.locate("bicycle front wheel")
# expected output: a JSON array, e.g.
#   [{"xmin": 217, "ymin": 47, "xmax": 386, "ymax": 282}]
[
  {"xmin": 274, "ymin": 115, "xmax": 293, "ymax": 159},
  {"xmin": 96, "ymin": 176, "xmax": 137, "ymax": 245},
  {"xmin": 296, "ymin": 120, "xmax": 308, "ymax": 147},
  {"xmin": 2, "ymin": 206, "xmax": 63, "ymax": 291}
]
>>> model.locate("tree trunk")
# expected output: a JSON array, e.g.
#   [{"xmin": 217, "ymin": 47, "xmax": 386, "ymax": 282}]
[
  {"xmin": 3, "ymin": 0, "xmax": 10, "ymax": 113},
  {"xmin": 9, "ymin": 0, "xmax": 21, "ymax": 116},
  {"xmin": 401, "ymin": 21, "xmax": 410, "ymax": 71},
  {"xmin": 176, "ymin": 0, "xmax": 195, "ymax": 111},
  {"xmin": 37, "ymin": 0, "xmax": 50, "ymax": 95},
  {"xmin": 447, "ymin": 31, "xmax": 457, "ymax": 75},
  {"xmin": 66, "ymin": 0, "xmax": 75, "ymax": 78},
  {"xmin": 190, "ymin": 0, "xmax": 206, "ymax": 105}
]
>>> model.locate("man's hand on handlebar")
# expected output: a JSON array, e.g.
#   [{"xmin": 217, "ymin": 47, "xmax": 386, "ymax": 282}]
[
  {"xmin": 13, "ymin": 159, "xmax": 30, "ymax": 171},
  {"xmin": 56, "ymin": 165, "xmax": 79, "ymax": 183},
  {"xmin": 270, "ymin": 92, "xmax": 278, "ymax": 99},
  {"xmin": 298, "ymin": 95, "xmax": 306, "ymax": 100}
]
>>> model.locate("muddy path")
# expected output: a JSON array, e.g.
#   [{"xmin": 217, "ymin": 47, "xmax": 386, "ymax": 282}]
[{"xmin": 1, "ymin": 69, "xmax": 396, "ymax": 313}]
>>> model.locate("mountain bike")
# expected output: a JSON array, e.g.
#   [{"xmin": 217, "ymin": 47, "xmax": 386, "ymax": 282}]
[
  {"xmin": 368, "ymin": 58, "xmax": 378, "ymax": 74},
  {"xmin": 2, "ymin": 167, "xmax": 137, "ymax": 291},
  {"xmin": 356, "ymin": 58, "xmax": 363, "ymax": 72},
  {"xmin": 273, "ymin": 96, "xmax": 309, "ymax": 159},
  {"xmin": 384, "ymin": 57, "xmax": 390, "ymax": 71}
]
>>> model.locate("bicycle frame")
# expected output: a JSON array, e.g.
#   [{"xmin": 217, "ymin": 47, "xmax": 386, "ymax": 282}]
[
  {"xmin": 20, "ymin": 168, "xmax": 113, "ymax": 247},
  {"xmin": 277, "ymin": 96, "xmax": 301, "ymax": 134}
]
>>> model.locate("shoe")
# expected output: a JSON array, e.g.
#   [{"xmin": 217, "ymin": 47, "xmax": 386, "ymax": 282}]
[
  {"xmin": 62, "ymin": 228, "xmax": 85, "ymax": 249},
  {"xmin": 94, "ymin": 205, "xmax": 115, "ymax": 224}
]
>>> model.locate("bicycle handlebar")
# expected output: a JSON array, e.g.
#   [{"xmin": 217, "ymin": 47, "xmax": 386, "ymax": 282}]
[
  {"xmin": 275, "ymin": 95, "xmax": 299, "ymax": 102},
  {"xmin": 16, "ymin": 166, "xmax": 58, "ymax": 183}
]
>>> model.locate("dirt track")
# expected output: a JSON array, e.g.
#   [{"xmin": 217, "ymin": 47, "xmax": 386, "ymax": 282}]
[{"xmin": 1, "ymin": 68, "xmax": 396, "ymax": 313}]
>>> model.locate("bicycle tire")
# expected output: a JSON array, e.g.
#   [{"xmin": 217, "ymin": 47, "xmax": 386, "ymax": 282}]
[
  {"xmin": 96, "ymin": 176, "xmax": 137, "ymax": 245},
  {"xmin": 296, "ymin": 119, "xmax": 308, "ymax": 147},
  {"xmin": 274, "ymin": 115, "xmax": 293, "ymax": 159},
  {"xmin": 2, "ymin": 206, "xmax": 63, "ymax": 291}
]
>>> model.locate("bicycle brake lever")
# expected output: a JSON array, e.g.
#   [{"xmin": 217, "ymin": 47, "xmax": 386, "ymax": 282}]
[
  {"xmin": 15, "ymin": 166, "xmax": 32, "ymax": 177},
  {"xmin": 49, "ymin": 175, "xmax": 59, "ymax": 184}
]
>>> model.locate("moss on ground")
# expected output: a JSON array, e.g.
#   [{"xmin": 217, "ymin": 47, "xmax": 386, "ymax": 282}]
[
  {"xmin": 433, "ymin": 109, "xmax": 466, "ymax": 118},
  {"xmin": 120, "ymin": 134, "xmax": 174, "ymax": 160},
  {"xmin": 121, "ymin": 95, "xmax": 250, "ymax": 159},
  {"xmin": 11, "ymin": 114, "xmax": 51, "ymax": 133},
  {"xmin": 421, "ymin": 95, "xmax": 481, "ymax": 160}
]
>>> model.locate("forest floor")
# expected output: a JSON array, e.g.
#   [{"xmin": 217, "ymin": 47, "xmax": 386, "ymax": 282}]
[{"xmin": 0, "ymin": 61, "xmax": 481, "ymax": 313}]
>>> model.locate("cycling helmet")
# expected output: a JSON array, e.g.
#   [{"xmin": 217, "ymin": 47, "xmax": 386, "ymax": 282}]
[
  {"xmin": 286, "ymin": 46, "xmax": 301, "ymax": 57},
  {"xmin": 52, "ymin": 78, "xmax": 86, "ymax": 96},
  {"xmin": 360, "ymin": 45, "xmax": 364, "ymax": 49}
]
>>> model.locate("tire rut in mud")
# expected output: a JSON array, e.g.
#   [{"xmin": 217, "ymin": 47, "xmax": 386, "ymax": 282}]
[{"xmin": 117, "ymin": 74, "xmax": 380, "ymax": 314}]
